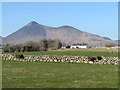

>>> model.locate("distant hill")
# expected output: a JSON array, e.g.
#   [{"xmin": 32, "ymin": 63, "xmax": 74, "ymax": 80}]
[
  {"xmin": 2, "ymin": 21, "xmax": 118, "ymax": 47},
  {"xmin": 0, "ymin": 36, "xmax": 2, "ymax": 44}
]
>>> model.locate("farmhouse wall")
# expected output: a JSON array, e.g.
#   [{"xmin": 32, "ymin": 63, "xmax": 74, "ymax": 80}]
[{"xmin": 0, "ymin": 54, "xmax": 119, "ymax": 65}]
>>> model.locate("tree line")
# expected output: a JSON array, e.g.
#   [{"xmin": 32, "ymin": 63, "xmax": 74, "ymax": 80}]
[{"xmin": 3, "ymin": 40, "xmax": 62, "ymax": 52}]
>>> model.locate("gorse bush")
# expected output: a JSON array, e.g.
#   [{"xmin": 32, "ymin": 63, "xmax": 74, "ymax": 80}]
[{"xmin": 3, "ymin": 39, "xmax": 62, "ymax": 52}]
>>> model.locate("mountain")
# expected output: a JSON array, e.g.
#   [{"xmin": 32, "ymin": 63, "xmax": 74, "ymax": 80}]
[
  {"xmin": 103, "ymin": 37, "xmax": 111, "ymax": 40},
  {"xmin": 0, "ymin": 36, "xmax": 2, "ymax": 44},
  {"xmin": 2, "ymin": 21, "xmax": 117, "ymax": 47},
  {"xmin": 3, "ymin": 21, "xmax": 46, "ymax": 44}
]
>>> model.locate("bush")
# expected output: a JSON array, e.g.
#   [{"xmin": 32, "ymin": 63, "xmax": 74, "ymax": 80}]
[
  {"xmin": 66, "ymin": 45, "xmax": 71, "ymax": 48},
  {"xmin": 106, "ymin": 44, "xmax": 115, "ymax": 47},
  {"xmin": 3, "ymin": 40, "xmax": 63, "ymax": 52}
]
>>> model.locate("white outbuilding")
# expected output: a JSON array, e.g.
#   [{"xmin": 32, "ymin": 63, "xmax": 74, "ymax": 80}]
[{"xmin": 70, "ymin": 43, "xmax": 87, "ymax": 49}]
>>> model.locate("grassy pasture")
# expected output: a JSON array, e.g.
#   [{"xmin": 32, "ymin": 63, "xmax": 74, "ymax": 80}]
[
  {"xmin": 58, "ymin": 47, "xmax": 119, "ymax": 52},
  {"xmin": 2, "ymin": 48, "xmax": 119, "ymax": 88},
  {"xmin": 4, "ymin": 49, "xmax": 118, "ymax": 57},
  {"xmin": 2, "ymin": 60, "xmax": 118, "ymax": 88}
]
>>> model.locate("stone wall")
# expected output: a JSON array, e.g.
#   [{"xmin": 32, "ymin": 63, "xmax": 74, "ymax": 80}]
[{"xmin": 0, "ymin": 54, "xmax": 119, "ymax": 65}]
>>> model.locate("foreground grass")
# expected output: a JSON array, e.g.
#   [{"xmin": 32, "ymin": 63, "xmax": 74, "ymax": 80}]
[
  {"xmin": 2, "ymin": 60, "xmax": 118, "ymax": 88},
  {"xmin": 4, "ymin": 50, "xmax": 118, "ymax": 57}
]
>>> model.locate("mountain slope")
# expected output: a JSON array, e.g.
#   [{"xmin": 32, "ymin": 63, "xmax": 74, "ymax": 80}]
[
  {"xmin": 45, "ymin": 26, "xmax": 117, "ymax": 47},
  {"xmin": 3, "ymin": 21, "xmax": 117, "ymax": 47},
  {"xmin": 0, "ymin": 36, "xmax": 2, "ymax": 44},
  {"xmin": 3, "ymin": 21, "xmax": 46, "ymax": 44}
]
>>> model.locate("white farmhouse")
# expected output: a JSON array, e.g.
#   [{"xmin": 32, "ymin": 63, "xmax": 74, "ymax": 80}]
[{"xmin": 70, "ymin": 43, "xmax": 87, "ymax": 49}]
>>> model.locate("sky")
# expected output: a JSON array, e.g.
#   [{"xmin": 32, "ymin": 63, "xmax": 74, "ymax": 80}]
[{"xmin": 2, "ymin": 2, "xmax": 118, "ymax": 40}]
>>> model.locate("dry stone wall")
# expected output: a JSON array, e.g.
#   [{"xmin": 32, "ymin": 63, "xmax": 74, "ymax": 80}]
[{"xmin": 0, "ymin": 54, "xmax": 119, "ymax": 65}]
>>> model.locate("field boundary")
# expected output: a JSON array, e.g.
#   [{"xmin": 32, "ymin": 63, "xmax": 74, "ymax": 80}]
[{"xmin": 1, "ymin": 54, "xmax": 119, "ymax": 65}]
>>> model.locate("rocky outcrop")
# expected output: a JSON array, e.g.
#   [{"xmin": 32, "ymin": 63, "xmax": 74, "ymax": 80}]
[{"xmin": 0, "ymin": 54, "xmax": 119, "ymax": 65}]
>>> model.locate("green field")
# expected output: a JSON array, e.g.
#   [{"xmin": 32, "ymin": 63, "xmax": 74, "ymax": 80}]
[
  {"xmin": 3, "ymin": 49, "xmax": 118, "ymax": 57},
  {"xmin": 2, "ymin": 60, "xmax": 118, "ymax": 88}
]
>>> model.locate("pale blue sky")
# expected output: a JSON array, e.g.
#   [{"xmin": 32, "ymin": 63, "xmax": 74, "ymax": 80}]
[{"xmin": 2, "ymin": 2, "xmax": 118, "ymax": 40}]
